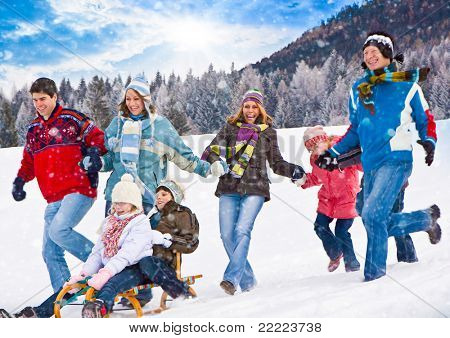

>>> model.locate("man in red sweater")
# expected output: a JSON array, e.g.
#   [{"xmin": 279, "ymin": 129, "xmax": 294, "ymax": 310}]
[{"xmin": 12, "ymin": 78, "xmax": 107, "ymax": 292}]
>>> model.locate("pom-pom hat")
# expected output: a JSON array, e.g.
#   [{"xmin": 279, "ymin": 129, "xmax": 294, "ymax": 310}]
[{"xmin": 111, "ymin": 174, "xmax": 143, "ymax": 210}]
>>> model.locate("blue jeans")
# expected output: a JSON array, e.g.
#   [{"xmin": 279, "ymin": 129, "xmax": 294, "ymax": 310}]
[
  {"xmin": 96, "ymin": 264, "xmax": 148, "ymax": 312},
  {"xmin": 139, "ymin": 256, "xmax": 189, "ymax": 299},
  {"xmin": 361, "ymin": 161, "xmax": 431, "ymax": 281},
  {"xmin": 356, "ymin": 178, "xmax": 418, "ymax": 263},
  {"xmin": 314, "ymin": 213, "xmax": 360, "ymax": 270},
  {"xmin": 43, "ymin": 193, "xmax": 94, "ymax": 292},
  {"xmin": 219, "ymin": 194, "xmax": 265, "ymax": 291}
]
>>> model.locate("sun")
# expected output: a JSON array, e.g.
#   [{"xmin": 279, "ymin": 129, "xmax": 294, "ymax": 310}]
[{"xmin": 166, "ymin": 19, "xmax": 216, "ymax": 51}]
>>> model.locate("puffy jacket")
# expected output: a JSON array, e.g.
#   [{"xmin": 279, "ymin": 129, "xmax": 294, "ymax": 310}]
[
  {"xmin": 17, "ymin": 104, "xmax": 106, "ymax": 203},
  {"xmin": 149, "ymin": 200, "xmax": 199, "ymax": 270},
  {"xmin": 302, "ymin": 136, "xmax": 362, "ymax": 219},
  {"xmin": 204, "ymin": 121, "xmax": 297, "ymax": 202},
  {"xmin": 82, "ymin": 212, "xmax": 166, "ymax": 277},
  {"xmin": 329, "ymin": 65, "xmax": 437, "ymax": 172},
  {"xmin": 102, "ymin": 113, "xmax": 210, "ymax": 204}
]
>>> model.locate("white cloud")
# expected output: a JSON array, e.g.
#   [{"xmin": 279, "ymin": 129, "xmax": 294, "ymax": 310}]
[
  {"xmin": 2, "ymin": 21, "xmax": 43, "ymax": 40},
  {"xmin": 1, "ymin": 0, "xmax": 303, "ymax": 95},
  {"xmin": 2, "ymin": 51, "xmax": 13, "ymax": 61}
]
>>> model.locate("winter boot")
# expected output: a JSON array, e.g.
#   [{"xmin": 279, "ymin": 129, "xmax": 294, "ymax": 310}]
[
  {"xmin": 328, "ymin": 253, "xmax": 343, "ymax": 272},
  {"xmin": 345, "ymin": 262, "xmax": 361, "ymax": 272},
  {"xmin": 426, "ymin": 204, "xmax": 442, "ymax": 244},
  {"xmin": 82, "ymin": 300, "xmax": 108, "ymax": 318},
  {"xmin": 14, "ymin": 307, "xmax": 38, "ymax": 318},
  {"xmin": 0, "ymin": 309, "xmax": 13, "ymax": 318},
  {"xmin": 220, "ymin": 280, "xmax": 236, "ymax": 296}
]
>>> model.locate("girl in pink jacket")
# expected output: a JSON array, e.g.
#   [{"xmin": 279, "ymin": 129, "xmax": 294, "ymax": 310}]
[{"xmin": 300, "ymin": 126, "xmax": 361, "ymax": 273}]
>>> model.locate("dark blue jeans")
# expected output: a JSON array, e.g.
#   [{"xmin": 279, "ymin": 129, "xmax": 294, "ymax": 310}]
[
  {"xmin": 314, "ymin": 213, "xmax": 360, "ymax": 270},
  {"xmin": 95, "ymin": 264, "xmax": 148, "ymax": 312},
  {"xmin": 356, "ymin": 180, "xmax": 418, "ymax": 263},
  {"xmin": 105, "ymin": 200, "xmax": 154, "ymax": 302},
  {"xmin": 138, "ymin": 256, "xmax": 190, "ymax": 299}
]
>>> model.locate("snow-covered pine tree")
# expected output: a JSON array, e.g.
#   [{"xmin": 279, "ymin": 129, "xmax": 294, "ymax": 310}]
[
  {"xmin": 83, "ymin": 75, "xmax": 111, "ymax": 129},
  {"xmin": 15, "ymin": 99, "xmax": 35, "ymax": 146},
  {"xmin": 0, "ymin": 92, "xmax": 18, "ymax": 147}
]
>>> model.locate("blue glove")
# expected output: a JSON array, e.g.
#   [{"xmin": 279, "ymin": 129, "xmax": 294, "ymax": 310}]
[
  {"xmin": 12, "ymin": 177, "xmax": 26, "ymax": 201},
  {"xmin": 315, "ymin": 150, "xmax": 338, "ymax": 171}
]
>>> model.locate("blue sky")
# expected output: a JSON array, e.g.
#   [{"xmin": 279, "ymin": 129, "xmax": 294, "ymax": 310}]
[{"xmin": 0, "ymin": 0, "xmax": 359, "ymax": 96}]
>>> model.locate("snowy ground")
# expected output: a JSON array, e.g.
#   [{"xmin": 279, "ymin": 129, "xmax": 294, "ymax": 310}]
[{"xmin": 0, "ymin": 120, "xmax": 449, "ymax": 319}]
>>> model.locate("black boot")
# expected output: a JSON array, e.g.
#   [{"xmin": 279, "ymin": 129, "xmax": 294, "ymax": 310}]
[
  {"xmin": 427, "ymin": 205, "xmax": 442, "ymax": 244},
  {"xmin": 0, "ymin": 309, "xmax": 13, "ymax": 318}
]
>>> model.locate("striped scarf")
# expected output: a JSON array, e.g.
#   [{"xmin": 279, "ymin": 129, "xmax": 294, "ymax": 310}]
[
  {"xmin": 102, "ymin": 212, "xmax": 143, "ymax": 258},
  {"xmin": 120, "ymin": 119, "xmax": 155, "ymax": 205},
  {"xmin": 202, "ymin": 122, "xmax": 268, "ymax": 178},
  {"xmin": 357, "ymin": 63, "xmax": 430, "ymax": 113}
]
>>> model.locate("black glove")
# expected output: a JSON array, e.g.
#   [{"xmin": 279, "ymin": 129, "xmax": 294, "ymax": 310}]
[
  {"xmin": 315, "ymin": 150, "xmax": 339, "ymax": 171},
  {"xmin": 80, "ymin": 147, "xmax": 103, "ymax": 173},
  {"xmin": 12, "ymin": 177, "xmax": 26, "ymax": 201},
  {"xmin": 417, "ymin": 140, "xmax": 434, "ymax": 166},
  {"xmin": 291, "ymin": 165, "xmax": 306, "ymax": 183}
]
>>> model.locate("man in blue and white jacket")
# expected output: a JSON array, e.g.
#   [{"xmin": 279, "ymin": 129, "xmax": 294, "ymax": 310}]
[{"xmin": 316, "ymin": 31, "xmax": 442, "ymax": 281}]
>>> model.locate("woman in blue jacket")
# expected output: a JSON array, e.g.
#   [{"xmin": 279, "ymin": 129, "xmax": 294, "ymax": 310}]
[{"xmin": 102, "ymin": 75, "xmax": 220, "ymax": 215}]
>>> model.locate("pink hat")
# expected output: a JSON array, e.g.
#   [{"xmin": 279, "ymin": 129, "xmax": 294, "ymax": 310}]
[{"xmin": 303, "ymin": 125, "xmax": 328, "ymax": 151}]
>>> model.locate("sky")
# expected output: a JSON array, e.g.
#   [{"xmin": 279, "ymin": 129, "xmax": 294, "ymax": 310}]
[{"xmin": 0, "ymin": 0, "xmax": 360, "ymax": 97}]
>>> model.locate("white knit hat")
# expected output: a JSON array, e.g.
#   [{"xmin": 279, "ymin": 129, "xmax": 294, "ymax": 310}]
[
  {"xmin": 111, "ymin": 174, "xmax": 143, "ymax": 210},
  {"xmin": 303, "ymin": 125, "xmax": 328, "ymax": 151},
  {"xmin": 156, "ymin": 180, "xmax": 184, "ymax": 204}
]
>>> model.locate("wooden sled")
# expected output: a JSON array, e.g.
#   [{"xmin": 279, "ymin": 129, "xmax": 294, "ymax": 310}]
[{"xmin": 54, "ymin": 252, "xmax": 202, "ymax": 318}]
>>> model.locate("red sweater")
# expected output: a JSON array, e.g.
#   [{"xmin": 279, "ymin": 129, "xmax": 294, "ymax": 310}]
[
  {"xmin": 17, "ymin": 104, "xmax": 106, "ymax": 203},
  {"xmin": 302, "ymin": 136, "xmax": 362, "ymax": 219}
]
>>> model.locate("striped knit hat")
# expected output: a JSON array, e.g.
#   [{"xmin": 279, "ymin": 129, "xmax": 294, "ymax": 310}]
[
  {"xmin": 241, "ymin": 88, "xmax": 264, "ymax": 107},
  {"xmin": 126, "ymin": 75, "xmax": 151, "ymax": 100},
  {"xmin": 303, "ymin": 125, "xmax": 328, "ymax": 151}
]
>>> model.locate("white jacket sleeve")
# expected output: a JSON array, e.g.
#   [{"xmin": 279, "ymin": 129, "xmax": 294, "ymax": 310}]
[
  {"xmin": 104, "ymin": 215, "xmax": 153, "ymax": 276},
  {"xmin": 82, "ymin": 220, "xmax": 107, "ymax": 275}
]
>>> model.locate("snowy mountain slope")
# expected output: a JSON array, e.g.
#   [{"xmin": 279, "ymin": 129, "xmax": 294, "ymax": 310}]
[{"xmin": 0, "ymin": 120, "xmax": 448, "ymax": 318}]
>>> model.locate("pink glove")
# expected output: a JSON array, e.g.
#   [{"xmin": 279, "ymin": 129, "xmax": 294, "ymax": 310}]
[
  {"xmin": 87, "ymin": 268, "xmax": 113, "ymax": 290},
  {"xmin": 64, "ymin": 272, "xmax": 87, "ymax": 287}
]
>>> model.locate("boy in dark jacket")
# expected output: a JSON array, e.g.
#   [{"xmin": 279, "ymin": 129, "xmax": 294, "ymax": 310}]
[{"xmin": 138, "ymin": 180, "xmax": 199, "ymax": 299}]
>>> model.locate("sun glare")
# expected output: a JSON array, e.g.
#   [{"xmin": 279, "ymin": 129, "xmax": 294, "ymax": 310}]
[{"xmin": 166, "ymin": 19, "xmax": 217, "ymax": 51}]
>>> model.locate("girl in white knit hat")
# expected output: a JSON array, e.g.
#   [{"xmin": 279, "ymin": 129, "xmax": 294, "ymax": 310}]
[{"xmin": 0, "ymin": 174, "xmax": 172, "ymax": 318}]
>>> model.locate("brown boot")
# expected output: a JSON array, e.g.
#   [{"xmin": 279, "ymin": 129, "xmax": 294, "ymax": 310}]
[{"xmin": 220, "ymin": 280, "xmax": 236, "ymax": 295}]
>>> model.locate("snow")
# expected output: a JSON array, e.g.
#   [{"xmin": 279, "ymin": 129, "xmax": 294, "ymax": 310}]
[{"xmin": 0, "ymin": 120, "xmax": 449, "ymax": 319}]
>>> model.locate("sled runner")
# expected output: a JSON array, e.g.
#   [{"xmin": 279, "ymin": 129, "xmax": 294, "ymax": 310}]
[{"xmin": 54, "ymin": 252, "xmax": 202, "ymax": 318}]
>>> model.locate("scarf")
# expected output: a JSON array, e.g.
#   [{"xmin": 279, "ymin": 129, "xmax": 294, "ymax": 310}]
[
  {"xmin": 120, "ymin": 119, "xmax": 155, "ymax": 205},
  {"xmin": 357, "ymin": 63, "xmax": 430, "ymax": 113},
  {"xmin": 102, "ymin": 212, "xmax": 143, "ymax": 258},
  {"xmin": 202, "ymin": 122, "xmax": 268, "ymax": 178}
]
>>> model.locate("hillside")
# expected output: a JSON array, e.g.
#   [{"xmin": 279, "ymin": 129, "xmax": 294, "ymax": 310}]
[{"xmin": 253, "ymin": 0, "xmax": 450, "ymax": 75}]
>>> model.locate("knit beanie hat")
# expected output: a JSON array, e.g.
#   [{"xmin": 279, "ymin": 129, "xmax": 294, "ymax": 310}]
[
  {"xmin": 363, "ymin": 33, "xmax": 394, "ymax": 60},
  {"xmin": 303, "ymin": 125, "xmax": 328, "ymax": 151},
  {"xmin": 156, "ymin": 180, "xmax": 184, "ymax": 204},
  {"xmin": 241, "ymin": 88, "xmax": 264, "ymax": 107},
  {"xmin": 111, "ymin": 174, "xmax": 143, "ymax": 210},
  {"xmin": 126, "ymin": 75, "xmax": 151, "ymax": 98}
]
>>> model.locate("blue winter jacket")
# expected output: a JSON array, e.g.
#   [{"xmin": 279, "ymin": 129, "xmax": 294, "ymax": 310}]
[
  {"xmin": 329, "ymin": 67, "xmax": 437, "ymax": 172},
  {"xmin": 102, "ymin": 113, "xmax": 210, "ymax": 204}
]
